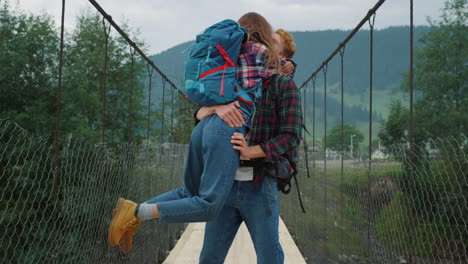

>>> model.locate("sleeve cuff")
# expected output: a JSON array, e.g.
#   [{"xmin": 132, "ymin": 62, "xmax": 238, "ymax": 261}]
[
  {"xmin": 260, "ymin": 142, "xmax": 274, "ymax": 163},
  {"xmin": 193, "ymin": 107, "xmax": 201, "ymax": 126}
]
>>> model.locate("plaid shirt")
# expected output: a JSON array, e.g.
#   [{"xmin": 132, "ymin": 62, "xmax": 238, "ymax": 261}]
[
  {"xmin": 249, "ymin": 74, "xmax": 303, "ymax": 163},
  {"xmin": 192, "ymin": 74, "xmax": 303, "ymax": 183},
  {"xmin": 236, "ymin": 42, "xmax": 277, "ymax": 125}
]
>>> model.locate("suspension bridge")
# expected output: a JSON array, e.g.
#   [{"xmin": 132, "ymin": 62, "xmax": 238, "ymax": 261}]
[{"xmin": 1, "ymin": 0, "xmax": 467, "ymax": 263}]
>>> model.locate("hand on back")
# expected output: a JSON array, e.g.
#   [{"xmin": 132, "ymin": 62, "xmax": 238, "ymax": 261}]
[
  {"xmin": 214, "ymin": 101, "xmax": 244, "ymax": 128},
  {"xmin": 281, "ymin": 60, "xmax": 295, "ymax": 75}
]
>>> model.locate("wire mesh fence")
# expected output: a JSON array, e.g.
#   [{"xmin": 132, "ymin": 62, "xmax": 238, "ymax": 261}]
[
  {"xmin": 2, "ymin": 121, "xmax": 467, "ymax": 264},
  {"xmin": 281, "ymin": 137, "xmax": 468, "ymax": 264},
  {"xmin": 0, "ymin": 119, "xmax": 187, "ymax": 264}
]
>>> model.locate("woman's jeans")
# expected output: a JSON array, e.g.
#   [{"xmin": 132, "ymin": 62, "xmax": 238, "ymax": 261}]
[
  {"xmin": 144, "ymin": 114, "xmax": 246, "ymax": 223},
  {"xmin": 199, "ymin": 177, "xmax": 284, "ymax": 264}
]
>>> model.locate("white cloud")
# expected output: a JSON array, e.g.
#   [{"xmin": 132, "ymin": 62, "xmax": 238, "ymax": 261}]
[{"xmin": 15, "ymin": 0, "xmax": 446, "ymax": 54}]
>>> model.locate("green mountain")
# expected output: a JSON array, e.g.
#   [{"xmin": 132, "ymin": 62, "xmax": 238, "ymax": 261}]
[{"xmin": 148, "ymin": 26, "xmax": 430, "ymax": 141}]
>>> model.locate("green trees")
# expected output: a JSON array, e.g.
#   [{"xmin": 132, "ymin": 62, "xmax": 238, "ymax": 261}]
[
  {"xmin": 62, "ymin": 12, "xmax": 148, "ymax": 145},
  {"xmin": 411, "ymin": 0, "xmax": 467, "ymax": 139},
  {"xmin": 375, "ymin": 1, "xmax": 468, "ymax": 258},
  {"xmin": 325, "ymin": 124, "xmax": 364, "ymax": 153},
  {"xmin": 0, "ymin": 2, "xmax": 58, "ymax": 137},
  {"xmin": 378, "ymin": 100, "xmax": 409, "ymax": 153},
  {"xmin": 0, "ymin": 2, "xmax": 181, "ymax": 145},
  {"xmin": 1, "ymin": 4, "xmax": 192, "ymax": 262},
  {"xmin": 379, "ymin": 0, "xmax": 467, "ymax": 145},
  {"xmin": 409, "ymin": 1, "xmax": 468, "ymax": 253}
]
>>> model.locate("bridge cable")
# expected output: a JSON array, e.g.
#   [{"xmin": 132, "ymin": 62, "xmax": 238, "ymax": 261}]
[
  {"xmin": 408, "ymin": 0, "xmax": 415, "ymax": 263},
  {"xmin": 101, "ymin": 18, "xmax": 111, "ymax": 142},
  {"xmin": 177, "ymin": 96, "xmax": 182, "ymax": 142},
  {"xmin": 323, "ymin": 64, "xmax": 329, "ymax": 242},
  {"xmin": 88, "ymin": 0, "xmax": 190, "ymax": 101},
  {"xmin": 146, "ymin": 65, "xmax": 155, "ymax": 142},
  {"xmin": 52, "ymin": 1, "xmax": 66, "ymax": 263},
  {"xmin": 303, "ymin": 85, "xmax": 311, "ymax": 178},
  {"xmin": 161, "ymin": 78, "xmax": 167, "ymax": 146},
  {"xmin": 171, "ymin": 89, "xmax": 175, "ymax": 143},
  {"xmin": 311, "ymin": 75, "xmax": 317, "ymax": 208},
  {"xmin": 366, "ymin": 12, "xmax": 377, "ymax": 263},
  {"xmin": 339, "ymin": 45, "xmax": 346, "ymax": 263},
  {"xmin": 299, "ymin": 0, "xmax": 386, "ymax": 89},
  {"xmin": 128, "ymin": 46, "xmax": 137, "ymax": 143}
]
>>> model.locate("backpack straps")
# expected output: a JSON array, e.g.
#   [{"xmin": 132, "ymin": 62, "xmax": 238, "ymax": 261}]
[{"xmin": 284, "ymin": 154, "xmax": 306, "ymax": 213}]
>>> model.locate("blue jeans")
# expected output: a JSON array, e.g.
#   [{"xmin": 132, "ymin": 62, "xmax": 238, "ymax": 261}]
[
  {"xmin": 145, "ymin": 115, "xmax": 246, "ymax": 223},
  {"xmin": 199, "ymin": 177, "xmax": 284, "ymax": 264}
]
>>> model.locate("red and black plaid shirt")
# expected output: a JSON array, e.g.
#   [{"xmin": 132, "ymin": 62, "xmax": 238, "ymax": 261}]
[
  {"xmin": 249, "ymin": 74, "xmax": 303, "ymax": 163},
  {"xmin": 236, "ymin": 42, "xmax": 277, "ymax": 125}
]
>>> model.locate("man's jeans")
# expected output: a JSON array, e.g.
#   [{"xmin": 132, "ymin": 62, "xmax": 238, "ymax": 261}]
[
  {"xmin": 199, "ymin": 176, "xmax": 284, "ymax": 264},
  {"xmin": 145, "ymin": 114, "xmax": 245, "ymax": 223}
]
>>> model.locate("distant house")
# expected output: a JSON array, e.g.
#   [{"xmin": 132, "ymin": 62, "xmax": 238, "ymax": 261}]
[
  {"xmin": 371, "ymin": 149, "xmax": 388, "ymax": 159},
  {"xmin": 326, "ymin": 149, "xmax": 341, "ymax": 160}
]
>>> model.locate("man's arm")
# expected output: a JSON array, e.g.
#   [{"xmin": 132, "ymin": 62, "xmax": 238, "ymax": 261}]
[
  {"xmin": 259, "ymin": 76, "xmax": 303, "ymax": 162},
  {"xmin": 231, "ymin": 132, "xmax": 266, "ymax": 158},
  {"xmin": 231, "ymin": 76, "xmax": 303, "ymax": 161}
]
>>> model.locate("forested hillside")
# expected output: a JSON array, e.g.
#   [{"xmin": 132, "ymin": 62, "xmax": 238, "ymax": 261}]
[
  {"xmin": 0, "ymin": 0, "xmax": 430, "ymax": 144},
  {"xmin": 149, "ymin": 26, "xmax": 430, "ymax": 139}
]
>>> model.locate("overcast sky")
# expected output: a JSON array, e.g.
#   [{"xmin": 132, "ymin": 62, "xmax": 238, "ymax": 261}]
[{"xmin": 16, "ymin": 0, "xmax": 446, "ymax": 55}]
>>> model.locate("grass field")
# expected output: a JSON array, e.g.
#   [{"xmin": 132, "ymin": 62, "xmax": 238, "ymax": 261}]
[{"xmin": 281, "ymin": 160, "xmax": 405, "ymax": 262}]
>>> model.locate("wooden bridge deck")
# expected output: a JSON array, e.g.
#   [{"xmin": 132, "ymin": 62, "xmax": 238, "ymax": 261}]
[{"xmin": 163, "ymin": 217, "xmax": 307, "ymax": 264}]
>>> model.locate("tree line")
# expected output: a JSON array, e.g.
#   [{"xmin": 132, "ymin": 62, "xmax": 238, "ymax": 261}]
[{"xmin": 0, "ymin": 1, "xmax": 193, "ymax": 147}]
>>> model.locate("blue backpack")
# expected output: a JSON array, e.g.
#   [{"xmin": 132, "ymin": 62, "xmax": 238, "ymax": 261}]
[{"xmin": 184, "ymin": 19, "xmax": 248, "ymax": 106}]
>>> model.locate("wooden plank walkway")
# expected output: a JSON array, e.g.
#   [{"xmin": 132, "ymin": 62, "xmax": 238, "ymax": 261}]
[{"xmin": 163, "ymin": 217, "xmax": 307, "ymax": 264}]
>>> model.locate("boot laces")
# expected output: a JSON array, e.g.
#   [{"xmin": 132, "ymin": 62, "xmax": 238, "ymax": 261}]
[{"xmin": 123, "ymin": 218, "xmax": 140, "ymax": 230}]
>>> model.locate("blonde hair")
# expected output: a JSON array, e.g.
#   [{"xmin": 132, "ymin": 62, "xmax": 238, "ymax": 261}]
[
  {"xmin": 238, "ymin": 12, "xmax": 280, "ymax": 71},
  {"xmin": 275, "ymin": 29, "xmax": 296, "ymax": 59}
]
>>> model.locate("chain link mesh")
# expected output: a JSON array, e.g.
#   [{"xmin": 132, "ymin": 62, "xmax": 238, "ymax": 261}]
[
  {"xmin": 2, "ymin": 121, "xmax": 467, "ymax": 264},
  {"xmin": 0, "ymin": 119, "xmax": 187, "ymax": 263},
  {"xmin": 281, "ymin": 137, "xmax": 468, "ymax": 264}
]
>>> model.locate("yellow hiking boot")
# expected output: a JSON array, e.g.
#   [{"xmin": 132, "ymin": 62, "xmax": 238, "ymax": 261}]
[
  {"xmin": 118, "ymin": 221, "xmax": 140, "ymax": 254},
  {"xmin": 108, "ymin": 198, "xmax": 141, "ymax": 247}
]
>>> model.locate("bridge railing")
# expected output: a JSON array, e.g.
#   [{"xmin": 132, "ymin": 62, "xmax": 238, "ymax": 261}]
[
  {"xmin": 0, "ymin": 119, "xmax": 189, "ymax": 263},
  {"xmin": 281, "ymin": 137, "xmax": 467, "ymax": 263},
  {"xmin": 280, "ymin": 0, "xmax": 467, "ymax": 263},
  {"xmin": 1, "ymin": 0, "xmax": 193, "ymax": 262}
]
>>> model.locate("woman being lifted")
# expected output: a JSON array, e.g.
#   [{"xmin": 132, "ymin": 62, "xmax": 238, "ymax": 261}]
[{"xmin": 108, "ymin": 12, "xmax": 280, "ymax": 254}]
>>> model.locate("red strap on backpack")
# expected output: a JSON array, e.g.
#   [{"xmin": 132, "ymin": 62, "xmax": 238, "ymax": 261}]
[
  {"xmin": 198, "ymin": 45, "xmax": 236, "ymax": 96},
  {"xmin": 215, "ymin": 45, "xmax": 235, "ymax": 66}
]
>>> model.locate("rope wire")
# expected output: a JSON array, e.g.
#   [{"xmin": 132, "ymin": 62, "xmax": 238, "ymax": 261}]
[
  {"xmin": 128, "ymin": 46, "xmax": 137, "ymax": 143},
  {"xmin": 101, "ymin": 18, "xmax": 111, "ymax": 142},
  {"xmin": 323, "ymin": 64, "xmax": 329, "ymax": 244},
  {"xmin": 339, "ymin": 45, "xmax": 346, "ymax": 264},
  {"xmin": 299, "ymin": 0, "xmax": 386, "ymax": 89},
  {"xmin": 366, "ymin": 12, "xmax": 377, "ymax": 263},
  {"xmin": 146, "ymin": 65, "xmax": 154, "ymax": 141},
  {"xmin": 51, "ymin": 1, "xmax": 66, "ymax": 262},
  {"xmin": 87, "ymin": 0, "xmax": 189, "ymax": 101}
]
